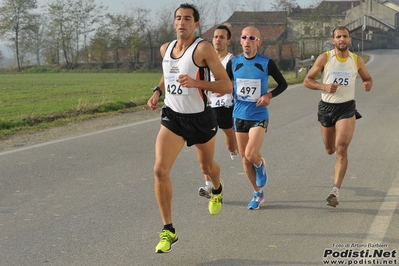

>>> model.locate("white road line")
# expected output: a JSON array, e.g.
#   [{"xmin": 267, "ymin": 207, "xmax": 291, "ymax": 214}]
[{"xmin": 364, "ymin": 169, "xmax": 399, "ymax": 243}]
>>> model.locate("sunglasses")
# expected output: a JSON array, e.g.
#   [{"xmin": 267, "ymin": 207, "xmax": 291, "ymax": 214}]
[{"xmin": 241, "ymin": 35, "xmax": 260, "ymax": 41}]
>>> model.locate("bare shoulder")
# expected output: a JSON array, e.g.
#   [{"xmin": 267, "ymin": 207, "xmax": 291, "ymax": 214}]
[{"xmin": 160, "ymin": 42, "xmax": 172, "ymax": 56}]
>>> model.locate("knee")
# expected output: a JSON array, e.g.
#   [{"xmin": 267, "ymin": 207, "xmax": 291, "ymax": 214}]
[
  {"xmin": 153, "ymin": 164, "xmax": 169, "ymax": 181},
  {"xmin": 335, "ymin": 144, "xmax": 348, "ymax": 157}
]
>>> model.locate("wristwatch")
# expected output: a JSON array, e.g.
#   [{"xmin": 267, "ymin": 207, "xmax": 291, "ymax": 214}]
[{"xmin": 153, "ymin": 86, "xmax": 162, "ymax": 97}]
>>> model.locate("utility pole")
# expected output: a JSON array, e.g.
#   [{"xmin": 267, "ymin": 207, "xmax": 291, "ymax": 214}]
[{"xmin": 362, "ymin": 16, "xmax": 366, "ymax": 55}]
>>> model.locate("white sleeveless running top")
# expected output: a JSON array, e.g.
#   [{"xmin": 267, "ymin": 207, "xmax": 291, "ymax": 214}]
[
  {"xmin": 162, "ymin": 38, "xmax": 211, "ymax": 113},
  {"xmin": 321, "ymin": 49, "xmax": 359, "ymax": 103},
  {"xmin": 210, "ymin": 53, "xmax": 233, "ymax": 108}
]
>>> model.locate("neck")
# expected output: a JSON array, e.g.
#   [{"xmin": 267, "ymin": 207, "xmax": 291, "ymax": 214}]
[
  {"xmin": 176, "ymin": 36, "xmax": 196, "ymax": 51},
  {"xmin": 334, "ymin": 48, "xmax": 349, "ymax": 58},
  {"xmin": 216, "ymin": 50, "xmax": 229, "ymax": 61}
]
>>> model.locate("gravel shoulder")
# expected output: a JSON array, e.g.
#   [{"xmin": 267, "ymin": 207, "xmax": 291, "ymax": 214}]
[{"xmin": 0, "ymin": 108, "xmax": 160, "ymax": 153}]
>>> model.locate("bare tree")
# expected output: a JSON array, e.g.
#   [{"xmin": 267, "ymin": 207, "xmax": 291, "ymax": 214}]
[
  {"xmin": 271, "ymin": 0, "xmax": 299, "ymax": 12},
  {"xmin": 190, "ymin": 0, "xmax": 211, "ymax": 36},
  {"xmin": 208, "ymin": 0, "xmax": 223, "ymax": 26},
  {"xmin": 45, "ymin": 0, "xmax": 75, "ymax": 67},
  {"xmin": 155, "ymin": 6, "xmax": 175, "ymax": 45},
  {"xmin": 224, "ymin": 0, "xmax": 244, "ymax": 17},
  {"xmin": 102, "ymin": 13, "xmax": 134, "ymax": 66},
  {"xmin": 245, "ymin": 0, "xmax": 265, "ymax": 12},
  {"xmin": 88, "ymin": 23, "xmax": 110, "ymax": 66},
  {"xmin": 0, "ymin": 0, "xmax": 38, "ymax": 71},
  {"xmin": 71, "ymin": 0, "xmax": 106, "ymax": 63}
]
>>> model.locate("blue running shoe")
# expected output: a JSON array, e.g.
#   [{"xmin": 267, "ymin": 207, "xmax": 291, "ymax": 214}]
[
  {"xmin": 254, "ymin": 157, "xmax": 267, "ymax": 188},
  {"xmin": 247, "ymin": 191, "xmax": 265, "ymax": 210}
]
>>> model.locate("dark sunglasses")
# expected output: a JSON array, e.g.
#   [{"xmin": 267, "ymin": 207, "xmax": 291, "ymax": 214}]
[{"xmin": 241, "ymin": 35, "xmax": 260, "ymax": 41}]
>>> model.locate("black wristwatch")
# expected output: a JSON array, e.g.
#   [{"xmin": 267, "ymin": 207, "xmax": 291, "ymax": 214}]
[{"xmin": 153, "ymin": 86, "xmax": 162, "ymax": 97}]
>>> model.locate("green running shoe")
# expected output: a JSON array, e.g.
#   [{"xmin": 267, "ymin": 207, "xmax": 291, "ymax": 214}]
[
  {"xmin": 155, "ymin": 229, "xmax": 178, "ymax": 253},
  {"xmin": 208, "ymin": 179, "xmax": 223, "ymax": 215}
]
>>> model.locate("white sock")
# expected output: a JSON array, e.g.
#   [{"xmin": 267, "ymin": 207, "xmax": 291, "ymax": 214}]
[
  {"xmin": 254, "ymin": 161, "xmax": 262, "ymax": 168},
  {"xmin": 332, "ymin": 187, "xmax": 340, "ymax": 197},
  {"xmin": 205, "ymin": 181, "xmax": 212, "ymax": 189}
]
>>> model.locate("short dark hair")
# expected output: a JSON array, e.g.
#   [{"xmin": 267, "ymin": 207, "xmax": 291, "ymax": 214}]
[
  {"xmin": 332, "ymin": 26, "xmax": 350, "ymax": 38},
  {"xmin": 215, "ymin": 25, "xmax": 232, "ymax": 40},
  {"xmin": 174, "ymin": 3, "xmax": 200, "ymax": 22}
]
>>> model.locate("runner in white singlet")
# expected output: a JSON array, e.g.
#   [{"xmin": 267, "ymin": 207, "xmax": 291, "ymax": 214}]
[{"xmin": 303, "ymin": 26, "xmax": 373, "ymax": 208}]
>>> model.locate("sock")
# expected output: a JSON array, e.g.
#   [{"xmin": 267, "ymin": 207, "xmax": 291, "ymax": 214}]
[
  {"xmin": 205, "ymin": 181, "xmax": 212, "ymax": 189},
  {"xmin": 254, "ymin": 160, "xmax": 262, "ymax": 168},
  {"xmin": 332, "ymin": 187, "xmax": 340, "ymax": 197},
  {"xmin": 163, "ymin": 224, "xmax": 175, "ymax": 234},
  {"xmin": 211, "ymin": 181, "xmax": 223, "ymax": 195}
]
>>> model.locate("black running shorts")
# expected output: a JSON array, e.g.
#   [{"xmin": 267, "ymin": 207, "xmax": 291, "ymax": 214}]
[
  {"xmin": 213, "ymin": 107, "xmax": 234, "ymax": 129},
  {"xmin": 233, "ymin": 118, "xmax": 268, "ymax": 133},
  {"xmin": 160, "ymin": 106, "xmax": 218, "ymax": 147},
  {"xmin": 318, "ymin": 100, "xmax": 362, "ymax": 127}
]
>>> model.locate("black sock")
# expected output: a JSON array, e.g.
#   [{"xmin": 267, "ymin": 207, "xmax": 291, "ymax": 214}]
[
  {"xmin": 211, "ymin": 182, "xmax": 223, "ymax": 195},
  {"xmin": 163, "ymin": 224, "xmax": 175, "ymax": 233}
]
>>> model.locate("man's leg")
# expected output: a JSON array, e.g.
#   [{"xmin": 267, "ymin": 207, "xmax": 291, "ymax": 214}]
[
  {"xmin": 195, "ymin": 137, "xmax": 224, "ymax": 214},
  {"xmin": 195, "ymin": 136, "xmax": 220, "ymax": 190},
  {"xmin": 222, "ymin": 127, "xmax": 238, "ymax": 155},
  {"xmin": 236, "ymin": 130, "xmax": 266, "ymax": 209},
  {"xmin": 154, "ymin": 125, "xmax": 185, "ymax": 225},
  {"xmin": 321, "ymin": 117, "xmax": 355, "ymax": 207},
  {"xmin": 333, "ymin": 116, "xmax": 355, "ymax": 189}
]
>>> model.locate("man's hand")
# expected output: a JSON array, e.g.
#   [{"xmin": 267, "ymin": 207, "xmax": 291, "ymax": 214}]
[
  {"xmin": 147, "ymin": 93, "xmax": 160, "ymax": 110},
  {"xmin": 324, "ymin": 83, "xmax": 339, "ymax": 93},
  {"xmin": 177, "ymin": 74, "xmax": 195, "ymax": 88},
  {"xmin": 256, "ymin": 92, "xmax": 272, "ymax": 107},
  {"xmin": 363, "ymin": 80, "xmax": 372, "ymax": 92}
]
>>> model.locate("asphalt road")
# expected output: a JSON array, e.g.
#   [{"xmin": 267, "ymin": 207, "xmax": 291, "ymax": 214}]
[{"xmin": 1, "ymin": 49, "xmax": 398, "ymax": 266}]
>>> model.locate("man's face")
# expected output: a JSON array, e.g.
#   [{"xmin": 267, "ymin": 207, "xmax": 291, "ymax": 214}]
[
  {"xmin": 240, "ymin": 28, "xmax": 261, "ymax": 56},
  {"xmin": 332, "ymin": 29, "xmax": 351, "ymax": 52},
  {"xmin": 212, "ymin": 29, "xmax": 231, "ymax": 52},
  {"xmin": 174, "ymin": 8, "xmax": 199, "ymax": 39}
]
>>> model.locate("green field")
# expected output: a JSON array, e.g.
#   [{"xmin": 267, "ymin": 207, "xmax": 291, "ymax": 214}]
[
  {"xmin": 0, "ymin": 70, "xmax": 310, "ymax": 136},
  {"xmin": 0, "ymin": 72, "xmax": 163, "ymax": 135}
]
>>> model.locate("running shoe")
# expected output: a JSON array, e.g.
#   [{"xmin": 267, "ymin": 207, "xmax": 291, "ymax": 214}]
[
  {"xmin": 208, "ymin": 179, "xmax": 223, "ymax": 215},
  {"xmin": 155, "ymin": 229, "xmax": 179, "ymax": 253},
  {"xmin": 247, "ymin": 191, "xmax": 265, "ymax": 210},
  {"xmin": 254, "ymin": 157, "xmax": 267, "ymax": 188},
  {"xmin": 230, "ymin": 150, "xmax": 238, "ymax": 160},
  {"xmin": 326, "ymin": 193, "xmax": 339, "ymax": 207},
  {"xmin": 198, "ymin": 186, "xmax": 211, "ymax": 198}
]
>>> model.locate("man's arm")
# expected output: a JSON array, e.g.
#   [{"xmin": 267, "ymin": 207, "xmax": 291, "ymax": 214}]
[
  {"xmin": 267, "ymin": 59, "xmax": 287, "ymax": 98},
  {"xmin": 147, "ymin": 43, "xmax": 169, "ymax": 110},
  {"xmin": 357, "ymin": 56, "xmax": 372, "ymax": 92},
  {"xmin": 303, "ymin": 53, "xmax": 339, "ymax": 94},
  {"xmin": 178, "ymin": 41, "xmax": 232, "ymax": 94}
]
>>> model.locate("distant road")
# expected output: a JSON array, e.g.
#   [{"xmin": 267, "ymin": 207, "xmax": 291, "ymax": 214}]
[{"xmin": 0, "ymin": 49, "xmax": 398, "ymax": 266}]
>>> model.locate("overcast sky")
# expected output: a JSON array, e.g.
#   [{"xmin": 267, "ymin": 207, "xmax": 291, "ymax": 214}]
[
  {"xmin": 101, "ymin": 0, "xmax": 317, "ymax": 15},
  {"xmin": 1, "ymin": 0, "xmax": 317, "ymax": 57},
  {"xmin": 36, "ymin": 0, "xmax": 317, "ymax": 17}
]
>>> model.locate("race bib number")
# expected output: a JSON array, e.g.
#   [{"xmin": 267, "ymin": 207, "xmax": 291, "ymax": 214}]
[
  {"xmin": 236, "ymin": 78, "xmax": 261, "ymax": 102},
  {"xmin": 164, "ymin": 75, "xmax": 189, "ymax": 95},
  {"xmin": 210, "ymin": 94, "xmax": 233, "ymax": 108},
  {"xmin": 329, "ymin": 71, "xmax": 352, "ymax": 86}
]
